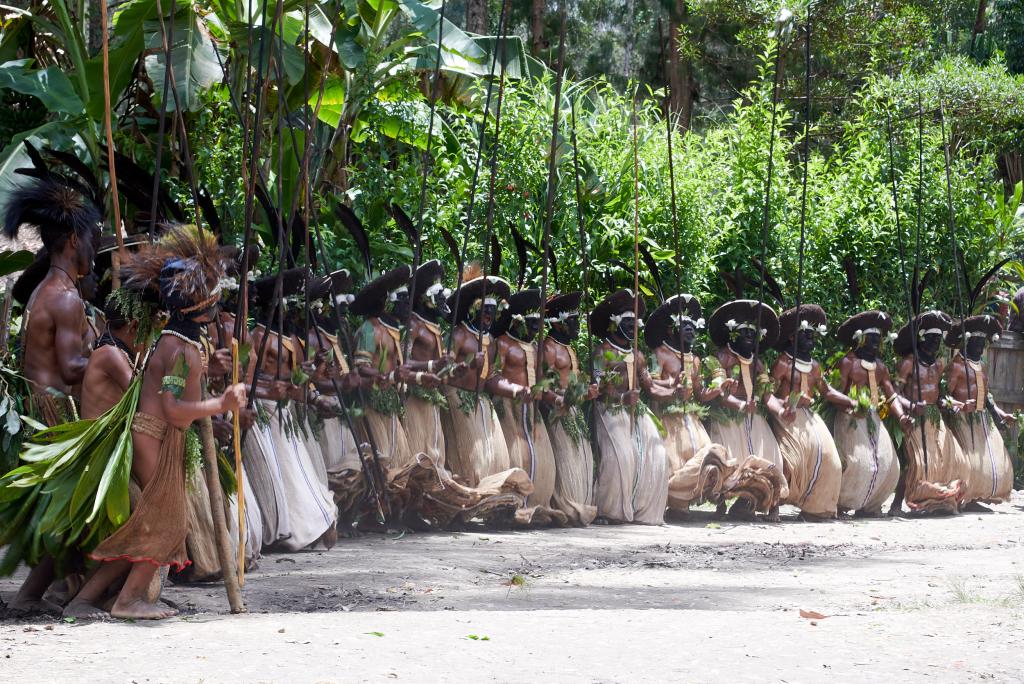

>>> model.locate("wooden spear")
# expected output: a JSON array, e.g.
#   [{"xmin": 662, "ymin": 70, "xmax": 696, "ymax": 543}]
[
  {"xmin": 100, "ymin": 0, "xmax": 124, "ymax": 286},
  {"xmin": 232, "ymin": 338, "xmax": 245, "ymax": 586}
]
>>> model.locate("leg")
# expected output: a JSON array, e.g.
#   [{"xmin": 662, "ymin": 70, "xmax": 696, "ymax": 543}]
[
  {"xmin": 10, "ymin": 556, "xmax": 61, "ymax": 615},
  {"xmin": 110, "ymin": 563, "xmax": 177, "ymax": 620},
  {"xmin": 765, "ymin": 504, "xmax": 782, "ymax": 523},
  {"xmin": 63, "ymin": 560, "xmax": 130, "ymax": 620},
  {"xmin": 887, "ymin": 469, "xmax": 906, "ymax": 517}
]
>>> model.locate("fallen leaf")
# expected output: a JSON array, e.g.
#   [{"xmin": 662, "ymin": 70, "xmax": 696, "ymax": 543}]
[
  {"xmin": 366, "ymin": 631, "xmax": 385, "ymax": 637},
  {"xmin": 705, "ymin": 523, "xmax": 721, "ymax": 529},
  {"xmin": 799, "ymin": 610, "xmax": 828, "ymax": 620}
]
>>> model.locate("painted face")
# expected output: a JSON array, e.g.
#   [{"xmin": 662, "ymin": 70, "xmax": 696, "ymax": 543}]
[
  {"xmin": 675, "ymin": 320, "xmax": 696, "ymax": 348},
  {"xmin": 731, "ymin": 326, "xmax": 757, "ymax": 356},
  {"xmin": 965, "ymin": 335, "xmax": 987, "ymax": 361},
  {"xmin": 76, "ymin": 227, "xmax": 99, "ymax": 275},
  {"xmin": 858, "ymin": 331, "xmax": 881, "ymax": 359},
  {"xmin": 388, "ymin": 289, "xmax": 411, "ymax": 320},
  {"xmin": 422, "ymin": 282, "xmax": 450, "ymax": 319},
  {"xmin": 192, "ymin": 301, "xmax": 221, "ymax": 326},
  {"xmin": 562, "ymin": 313, "xmax": 580, "ymax": 340},
  {"xmin": 795, "ymin": 328, "xmax": 815, "ymax": 356},
  {"xmin": 523, "ymin": 314, "xmax": 542, "ymax": 341},
  {"xmin": 919, "ymin": 332, "xmax": 942, "ymax": 360},
  {"xmin": 478, "ymin": 302, "xmax": 497, "ymax": 331},
  {"xmin": 617, "ymin": 314, "xmax": 636, "ymax": 341}
]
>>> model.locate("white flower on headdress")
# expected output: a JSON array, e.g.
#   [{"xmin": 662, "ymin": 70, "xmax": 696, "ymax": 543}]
[
  {"xmin": 696, "ymin": 317, "xmax": 706, "ymax": 329},
  {"xmin": 726, "ymin": 319, "xmax": 738, "ymax": 330},
  {"xmin": 335, "ymin": 293, "xmax": 354, "ymax": 306},
  {"xmin": 511, "ymin": 313, "xmax": 526, "ymax": 323},
  {"xmin": 799, "ymin": 319, "xmax": 827, "ymax": 335},
  {"xmin": 760, "ymin": 328, "xmax": 768, "ymax": 338},
  {"xmin": 887, "ymin": 331, "xmax": 898, "ymax": 341},
  {"xmin": 218, "ymin": 276, "xmax": 239, "ymax": 292},
  {"xmin": 852, "ymin": 329, "xmax": 864, "ymax": 341},
  {"xmin": 993, "ymin": 334, "xmax": 1001, "ymax": 342}
]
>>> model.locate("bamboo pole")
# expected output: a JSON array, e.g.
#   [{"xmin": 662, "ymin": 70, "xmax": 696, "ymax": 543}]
[
  {"xmin": 232, "ymin": 339, "xmax": 245, "ymax": 586},
  {"xmin": 100, "ymin": 0, "xmax": 125, "ymax": 286},
  {"xmin": 199, "ymin": 415, "xmax": 246, "ymax": 613}
]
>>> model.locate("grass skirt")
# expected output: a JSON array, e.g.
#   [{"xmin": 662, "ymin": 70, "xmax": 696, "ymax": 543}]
[{"xmin": 91, "ymin": 419, "xmax": 189, "ymax": 570}]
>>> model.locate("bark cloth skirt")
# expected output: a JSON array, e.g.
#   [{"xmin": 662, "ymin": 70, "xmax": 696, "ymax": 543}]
[
  {"xmin": 949, "ymin": 412, "xmax": 1014, "ymax": 505},
  {"xmin": 593, "ymin": 404, "xmax": 668, "ymax": 525},
  {"xmin": 772, "ymin": 408, "xmax": 843, "ymax": 518},
  {"xmin": 834, "ymin": 411, "xmax": 900, "ymax": 514},
  {"xmin": 545, "ymin": 406, "xmax": 597, "ymax": 526},
  {"xmin": 901, "ymin": 416, "xmax": 970, "ymax": 514}
]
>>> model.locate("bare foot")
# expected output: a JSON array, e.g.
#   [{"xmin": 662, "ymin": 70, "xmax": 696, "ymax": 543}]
[
  {"xmin": 9, "ymin": 596, "xmax": 62, "ymax": 616},
  {"xmin": 765, "ymin": 506, "xmax": 782, "ymax": 523},
  {"xmin": 317, "ymin": 525, "xmax": 339, "ymax": 550},
  {"xmin": 963, "ymin": 501, "xmax": 992, "ymax": 513},
  {"xmin": 110, "ymin": 597, "xmax": 178, "ymax": 620},
  {"xmin": 728, "ymin": 499, "xmax": 757, "ymax": 522},
  {"xmin": 715, "ymin": 502, "xmax": 728, "ymax": 519},
  {"xmin": 886, "ymin": 504, "xmax": 903, "ymax": 517},
  {"xmin": 62, "ymin": 599, "xmax": 108, "ymax": 620},
  {"xmin": 854, "ymin": 507, "xmax": 883, "ymax": 519},
  {"xmin": 798, "ymin": 511, "xmax": 832, "ymax": 523}
]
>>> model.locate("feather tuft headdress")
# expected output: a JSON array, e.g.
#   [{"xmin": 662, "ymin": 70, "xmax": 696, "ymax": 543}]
[{"xmin": 123, "ymin": 224, "xmax": 225, "ymax": 313}]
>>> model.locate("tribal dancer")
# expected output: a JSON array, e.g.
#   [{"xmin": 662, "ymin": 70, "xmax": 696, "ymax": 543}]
[
  {"xmin": 489, "ymin": 289, "xmax": 563, "ymax": 525},
  {"xmin": 76, "ymin": 225, "xmax": 246, "ymax": 619},
  {"xmin": 706, "ymin": 300, "xmax": 789, "ymax": 522},
  {"xmin": 245, "ymin": 269, "xmax": 337, "ymax": 551},
  {"xmin": 945, "ymin": 315, "xmax": 1016, "ymax": 509},
  {"xmin": 541, "ymin": 292, "xmax": 598, "ymax": 526},
  {"xmin": 830, "ymin": 311, "xmax": 906, "ymax": 517},
  {"xmin": 889, "ymin": 310, "xmax": 969, "ymax": 515},
  {"xmin": 645, "ymin": 295, "xmax": 731, "ymax": 515},
  {"xmin": 402, "ymin": 260, "xmax": 453, "ymax": 469},
  {"xmin": 769, "ymin": 305, "xmax": 848, "ymax": 521},
  {"xmin": 442, "ymin": 271, "xmax": 513, "ymax": 486},
  {"xmin": 2, "ymin": 175, "xmax": 99, "ymax": 614},
  {"xmin": 306, "ymin": 271, "xmax": 364, "ymax": 534},
  {"xmin": 351, "ymin": 266, "xmax": 418, "ymax": 477},
  {"xmin": 591, "ymin": 290, "xmax": 671, "ymax": 525}
]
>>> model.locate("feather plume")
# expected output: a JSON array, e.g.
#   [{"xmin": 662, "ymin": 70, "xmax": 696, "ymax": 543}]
[
  {"xmin": 123, "ymin": 224, "xmax": 225, "ymax": 306},
  {"xmin": 490, "ymin": 234, "xmax": 501, "ymax": 277},
  {"xmin": 334, "ymin": 204, "xmax": 372, "ymax": 275},
  {"xmin": 435, "ymin": 224, "xmax": 461, "ymax": 267},
  {"xmin": 638, "ymin": 242, "xmax": 664, "ymax": 303},
  {"xmin": 389, "ymin": 204, "xmax": 420, "ymax": 264},
  {"xmin": 3, "ymin": 175, "xmax": 101, "ymax": 247}
]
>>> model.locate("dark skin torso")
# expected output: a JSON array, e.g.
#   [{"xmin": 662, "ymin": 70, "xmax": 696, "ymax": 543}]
[
  {"xmin": 448, "ymin": 323, "xmax": 491, "ymax": 392},
  {"xmin": 896, "ymin": 355, "xmax": 944, "ymax": 412},
  {"xmin": 80, "ymin": 338, "xmax": 135, "ymax": 420},
  {"xmin": 23, "ymin": 270, "xmax": 89, "ymax": 395}
]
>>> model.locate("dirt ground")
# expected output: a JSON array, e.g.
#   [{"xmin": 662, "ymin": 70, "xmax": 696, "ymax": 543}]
[{"xmin": 3, "ymin": 494, "xmax": 1024, "ymax": 683}]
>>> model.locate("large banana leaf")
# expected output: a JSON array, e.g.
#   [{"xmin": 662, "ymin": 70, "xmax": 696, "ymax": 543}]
[
  {"xmin": 0, "ymin": 59, "xmax": 84, "ymax": 114},
  {"xmin": 144, "ymin": 12, "xmax": 224, "ymax": 112}
]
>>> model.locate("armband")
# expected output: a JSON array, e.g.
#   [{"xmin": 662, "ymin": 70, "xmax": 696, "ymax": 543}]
[{"xmin": 161, "ymin": 375, "xmax": 187, "ymax": 399}]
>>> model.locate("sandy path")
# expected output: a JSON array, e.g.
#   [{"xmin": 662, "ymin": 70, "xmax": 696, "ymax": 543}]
[{"xmin": 3, "ymin": 497, "xmax": 1024, "ymax": 682}]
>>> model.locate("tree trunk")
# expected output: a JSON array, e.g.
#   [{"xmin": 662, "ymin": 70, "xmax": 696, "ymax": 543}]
[
  {"xmin": 529, "ymin": 0, "xmax": 546, "ymax": 57},
  {"xmin": 970, "ymin": 0, "xmax": 988, "ymax": 55},
  {"xmin": 667, "ymin": 0, "xmax": 695, "ymax": 131},
  {"xmin": 465, "ymin": 0, "xmax": 489, "ymax": 35}
]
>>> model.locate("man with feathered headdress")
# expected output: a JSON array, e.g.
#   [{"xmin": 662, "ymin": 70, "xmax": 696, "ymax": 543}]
[
  {"xmin": 590, "ymin": 289, "xmax": 672, "ymax": 525},
  {"xmin": 441, "ymin": 266, "xmax": 514, "ymax": 487},
  {"xmin": 488, "ymin": 288, "xmax": 565, "ymax": 526},
  {"xmin": 829, "ymin": 310, "xmax": 907, "ymax": 517},
  {"xmin": 242, "ymin": 268, "xmax": 337, "ymax": 552},
  {"xmin": 768, "ymin": 304, "xmax": 848, "ymax": 520},
  {"xmin": 645, "ymin": 294, "xmax": 732, "ymax": 515},
  {"xmin": 61, "ymin": 224, "xmax": 246, "ymax": 620},
  {"xmin": 890, "ymin": 310, "xmax": 969, "ymax": 515},
  {"xmin": 2, "ymin": 172, "xmax": 101, "ymax": 613},
  {"xmin": 541, "ymin": 291, "xmax": 598, "ymax": 526},
  {"xmin": 945, "ymin": 315, "xmax": 1016, "ymax": 508},
  {"xmin": 705, "ymin": 299, "xmax": 789, "ymax": 522}
]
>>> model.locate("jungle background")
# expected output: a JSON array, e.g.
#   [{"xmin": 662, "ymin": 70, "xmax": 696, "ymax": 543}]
[{"xmin": 0, "ymin": 1, "xmax": 1022, "ymax": 376}]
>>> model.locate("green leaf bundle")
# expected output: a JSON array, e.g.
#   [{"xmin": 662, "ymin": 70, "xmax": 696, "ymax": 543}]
[{"xmin": 0, "ymin": 378, "xmax": 141, "ymax": 575}]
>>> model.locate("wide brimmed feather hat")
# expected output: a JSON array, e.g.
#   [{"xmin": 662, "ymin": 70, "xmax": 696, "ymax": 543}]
[
  {"xmin": 645, "ymin": 294, "xmax": 703, "ymax": 349},
  {"xmin": 893, "ymin": 310, "xmax": 953, "ymax": 356},
  {"xmin": 707, "ymin": 299, "xmax": 780, "ymax": 349}
]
